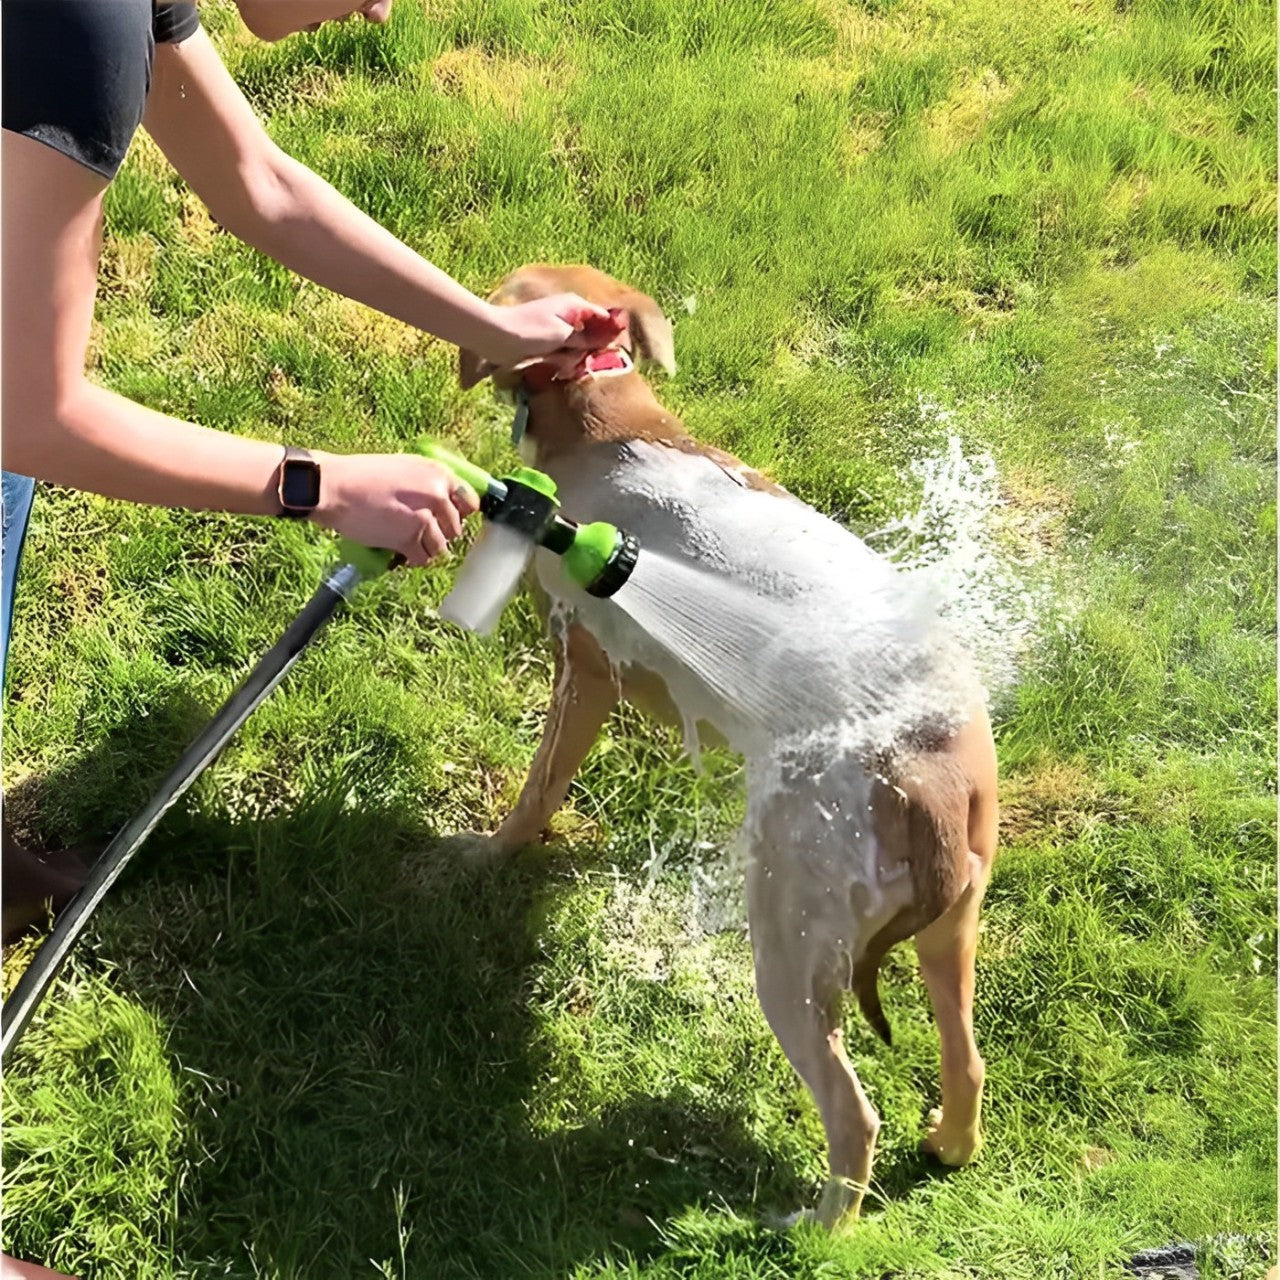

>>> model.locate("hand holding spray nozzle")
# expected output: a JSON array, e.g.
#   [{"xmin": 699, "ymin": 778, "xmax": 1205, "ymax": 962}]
[
  {"xmin": 417, "ymin": 438, "xmax": 640, "ymax": 598},
  {"xmin": 339, "ymin": 437, "xmax": 639, "ymax": 634}
]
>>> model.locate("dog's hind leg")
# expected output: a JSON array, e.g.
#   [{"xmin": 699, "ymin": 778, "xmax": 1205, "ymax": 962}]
[
  {"xmin": 748, "ymin": 854, "xmax": 879, "ymax": 1229},
  {"xmin": 913, "ymin": 875, "xmax": 988, "ymax": 1165},
  {"xmin": 754, "ymin": 963, "xmax": 879, "ymax": 1228},
  {"xmin": 913, "ymin": 709, "xmax": 998, "ymax": 1166}
]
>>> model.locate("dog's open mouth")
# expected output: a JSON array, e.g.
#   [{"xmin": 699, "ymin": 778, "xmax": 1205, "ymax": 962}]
[
  {"xmin": 572, "ymin": 347, "xmax": 632, "ymax": 379},
  {"xmin": 519, "ymin": 345, "xmax": 634, "ymax": 389},
  {"xmin": 521, "ymin": 344, "xmax": 634, "ymax": 391},
  {"xmin": 515, "ymin": 306, "xmax": 635, "ymax": 390}
]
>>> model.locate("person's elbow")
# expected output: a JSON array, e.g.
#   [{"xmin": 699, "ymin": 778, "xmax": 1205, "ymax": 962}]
[
  {"xmin": 0, "ymin": 376, "xmax": 87, "ymax": 477},
  {"xmin": 202, "ymin": 148, "xmax": 298, "ymax": 249}
]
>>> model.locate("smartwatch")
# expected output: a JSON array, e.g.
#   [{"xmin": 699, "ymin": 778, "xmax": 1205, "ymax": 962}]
[{"xmin": 277, "ymin": 446, "xmax": 321, "ymax": 518}]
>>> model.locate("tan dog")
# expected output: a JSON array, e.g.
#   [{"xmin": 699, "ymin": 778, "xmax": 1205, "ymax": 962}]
[{"xmin": 455, "ymin": 265, "xmax": 999, "ymax": 1229}]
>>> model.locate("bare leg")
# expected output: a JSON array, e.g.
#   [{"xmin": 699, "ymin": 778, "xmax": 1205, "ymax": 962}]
[{"xmin": 1, "ymin": 1253, "xmax": 78, "ymax": 1279}]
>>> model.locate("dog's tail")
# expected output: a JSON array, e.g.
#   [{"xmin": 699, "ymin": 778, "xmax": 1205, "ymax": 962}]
[
  {"xmin": 851, "ymin": 753, "xmax": 974, "ymax": 1047},
  {"xmin": 851, "ymin": 912, "xmax": 915, "ymax": 1046}
]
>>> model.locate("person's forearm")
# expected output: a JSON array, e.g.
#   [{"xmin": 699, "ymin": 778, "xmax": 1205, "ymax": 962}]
[
  {"xmin": 236, "ymin": 151, "xmax": 502, "ymax": 354},
  {"xmin": 4, "ymin": 380, "xmax": 481, "ymax": 566},
  {"xmin": 236, "ymin": 1, "xmax": 374, "ymax": 42},
  {"xmin": 5, "ymin": 381, "xmax": 285, "ymax": 514}
]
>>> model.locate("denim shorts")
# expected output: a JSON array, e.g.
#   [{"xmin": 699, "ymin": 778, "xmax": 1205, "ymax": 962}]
[{"xmin": 1, "ymin": 470, "xmax": 36, "ymax": 690}]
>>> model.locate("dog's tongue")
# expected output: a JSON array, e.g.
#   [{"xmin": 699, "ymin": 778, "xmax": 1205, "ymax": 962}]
[{"xmin": 581, "ymin": 348, "xmax": 629, "ymax": 374}]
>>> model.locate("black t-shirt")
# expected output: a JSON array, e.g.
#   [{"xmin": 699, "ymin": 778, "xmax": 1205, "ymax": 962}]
[{"xmin": 2, "ymin": 1, "xmax": 201, "ymax": 180}]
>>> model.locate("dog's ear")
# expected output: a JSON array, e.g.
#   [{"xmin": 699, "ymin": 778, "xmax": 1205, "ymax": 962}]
[
  {"xmin": 458, "ymin": 349, "xmax": 495, "ymax": 390},
  {"xmin": 622, "ymin": 291, "xmax": 676, "ymax": 376}
]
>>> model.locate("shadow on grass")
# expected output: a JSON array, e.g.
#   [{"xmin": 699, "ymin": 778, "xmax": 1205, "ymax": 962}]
[{"xmin": 4, "ymin": 705, "xmax": 941, "ymax": 1279}]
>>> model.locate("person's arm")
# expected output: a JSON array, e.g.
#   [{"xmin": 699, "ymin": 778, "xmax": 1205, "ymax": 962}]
[
  {"xmin": 235, "ymin": 0, "xmax": 392, "ymax": 44},
  {"xmin": 142, "ymin": 28, "xmax": 603, "ymax": 369},
  {"xmin": 2, "ymin": 130, "xmax": 473, "ymax": 566}
]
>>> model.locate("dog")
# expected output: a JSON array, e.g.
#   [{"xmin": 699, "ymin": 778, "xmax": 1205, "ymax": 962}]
[{"xmin": 453, "ymin": 264, "xmax": 999, "ymax": 1229}]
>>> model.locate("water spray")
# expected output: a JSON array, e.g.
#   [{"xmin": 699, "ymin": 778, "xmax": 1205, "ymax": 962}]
[{"xmin": 1, "ymin": 437, "xmax": 641, "ymax": 1059}]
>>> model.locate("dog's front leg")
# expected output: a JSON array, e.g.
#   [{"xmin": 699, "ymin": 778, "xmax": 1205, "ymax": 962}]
[{"xmin": 476, "ymin": 622, "xmax": 619, "ymax": 862}]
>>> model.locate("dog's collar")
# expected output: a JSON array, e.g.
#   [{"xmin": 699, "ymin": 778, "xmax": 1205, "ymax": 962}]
[
  {"xmin": 510, "ymin": 346, "xmax": 635, "ymax": 445},
  {"xmin": 512, "ymin": 385, "xmax": 530, "ymax": 445}
]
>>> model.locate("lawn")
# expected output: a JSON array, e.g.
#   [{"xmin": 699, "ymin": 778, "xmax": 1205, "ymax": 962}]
[{"xmin": 2, "ymin": 0, "xmax": 1275, "ymax": 1276}]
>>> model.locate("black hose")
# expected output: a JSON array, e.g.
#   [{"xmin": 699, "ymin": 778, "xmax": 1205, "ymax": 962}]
[{"xmin": 1, "ymin": 563, "xmax": 364, "ymax": 1061}]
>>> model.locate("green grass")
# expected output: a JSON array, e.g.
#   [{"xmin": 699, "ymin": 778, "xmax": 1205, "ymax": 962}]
[{"xmin": 2, "ymin": 0, "xmax": 1275, "ymax": 1275}]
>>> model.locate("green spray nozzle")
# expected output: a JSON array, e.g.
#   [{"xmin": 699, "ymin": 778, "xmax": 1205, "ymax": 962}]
[
  {"xmin": 414, "ymin": 437, "xmax": 504, "ymax": 503},
  {"xmin": 412, "ymin": 437, "xmax": 640, "ymax": 599},
  {"xmin": 563, "ymin": 522, "xmax": 641, "ymax": 598},
  {"xmin": 333, "ymin": 439, "xmax": 640, "ymax": 601}
]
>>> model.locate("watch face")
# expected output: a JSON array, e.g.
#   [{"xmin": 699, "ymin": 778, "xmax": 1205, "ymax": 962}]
[{"xmin": 281, "ymin": 459, "xmax": 322, "ymax": 510}]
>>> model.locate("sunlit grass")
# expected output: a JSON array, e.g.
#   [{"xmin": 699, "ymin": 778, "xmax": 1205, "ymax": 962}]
[{"xmin": 2, "ymin": 0, "xmax": 1274, "ymax": 1275}]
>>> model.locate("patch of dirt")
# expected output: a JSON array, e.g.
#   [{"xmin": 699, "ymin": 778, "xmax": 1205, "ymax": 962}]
[
  {"xmin": 992, "ymin": 468, "xmax": 1073, "ymax": 560},
  {"xmin": 999, "ymin": 758, "xmax": 1132, "ymax": 843},
  {"xmin": 180, "ymin": 190, "xmax": 220, "ymax": 254},
  {"xmin": 331, "ymin": 297, "xmax": 427, "ymax": 359},
  {"xmin": 808, "ymin": 0, "xmax": 903, "ymax": 61},
  {"xmin": 100, "ymin": 235, "xmax": 160, "ymax": 298},
  {"xmin": 429, "ymin": 47, "xmax": 571, "ymax": 119},
  {"xmin": 841, "ymin": 118, "xmax": 886, "ymax": 169}
]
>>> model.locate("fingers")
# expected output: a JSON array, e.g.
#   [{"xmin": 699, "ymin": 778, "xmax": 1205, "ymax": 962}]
[
  {"xmin": 316, "ymin": 452, "xmax": 483, "ymax": 570},
  {"xmin": 578, "ymin": 305, "xmax": 629, "ymax": 346},
  {"xmin": 394, "ymin": 510, "xmax": 447, "ymax": 569},
  {"xmin": 449, "ymin": 480, "xmax": 480, "ymax": 519},
  {"xmin": 405, "ymin": 512, "xmax": 447, "ymax": 567},
  {"xmin": 432, "ymin": 489, "xmax": 463, "ymax": 542},
  {"xmin": 549, "ymin": 294, "xmax": 611, "ymax": 335},
  {"xmin": 398, "ymin": 467, "xmax": 478, "ymax": 567},
  {"xmin": 549, "ymin": 296, "xmax": 627, "ymax": 351},
  {"xmin": 558, "ymin": 297, "xmax": 611, "ymax": 327}
]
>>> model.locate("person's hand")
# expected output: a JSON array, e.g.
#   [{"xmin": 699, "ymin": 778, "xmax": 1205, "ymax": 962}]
[
  {"xmin": 355, "ymin": 0, "xmax": 393, "ymax": 22},
  {"xmin": 310, "ymin": 452, "xmax": 479, "ymax": 567},
  {"xmin": 237, "ymin": 1, "xmax": 394, "ymax": 40},
  {"xmin": 477, "ymin": 294, "xmax": 615, "ymax": 369}
]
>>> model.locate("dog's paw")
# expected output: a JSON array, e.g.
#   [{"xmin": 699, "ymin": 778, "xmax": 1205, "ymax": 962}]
[
  {"xmin": 761, "ymin": 1205, "xmax": 817, "ymax": 1231},
  {"xmin": 920, "ymin": 1106, "xmax": 982, "ymax": 1166},
  {"xmin": 814, "ymin": 1175, "xmax": 866, "ymax": 1231},
  {"xmin": 762, "ymin": 1176, "xmax": 866, "ymax": 1234},
  {"xmin": 434, "ymin": 831, "xmax": 519, "ymax": 869}
]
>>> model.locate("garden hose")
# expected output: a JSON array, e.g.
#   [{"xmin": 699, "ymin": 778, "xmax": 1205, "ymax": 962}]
[
  {"xmin": 1, "ymin": 439, "xmax": 640, "ymax": 1060},
  {"xmin": 0, "ymin": 558, "xmax": 381, "ymax": 1059}
]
